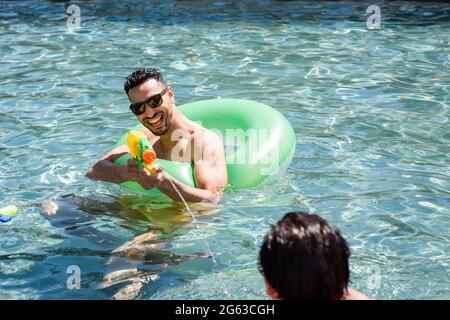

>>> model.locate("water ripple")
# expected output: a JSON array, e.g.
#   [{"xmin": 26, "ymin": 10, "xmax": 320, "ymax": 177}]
[{"xmin": 0, "ymin": 0, "xmax": 449, "ymax": 300}]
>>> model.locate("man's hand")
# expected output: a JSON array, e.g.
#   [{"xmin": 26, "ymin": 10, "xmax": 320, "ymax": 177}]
[
  {"xmin": 136, "ymin": 164, "xmax": 165, "ymax": 190},
  {"xmin": 86, "ymin": 144, "xmax": 130, "ymax": 183},
  {"xmin": 127, "ymin": 158, "xmax": 140, "ymax": 181}
]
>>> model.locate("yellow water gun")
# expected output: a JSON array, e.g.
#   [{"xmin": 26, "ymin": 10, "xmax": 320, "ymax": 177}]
[{"xmin": 127, "ymin": 131, "xmax": 158, "ymax": 174}]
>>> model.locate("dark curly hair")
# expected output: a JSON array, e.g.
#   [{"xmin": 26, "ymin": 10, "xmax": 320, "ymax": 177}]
[
  {"xmin": 259, "ymin": 212, "xmax": 351, "ymax": 300},
  {"xmin": 124, "ymin": 68, "xmax": 166, "ymax": 96}
]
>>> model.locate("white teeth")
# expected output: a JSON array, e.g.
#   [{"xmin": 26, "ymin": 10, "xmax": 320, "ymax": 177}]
[{"xmin": 148, "ymin": 114, "xmax": 163, "ymax": 125}]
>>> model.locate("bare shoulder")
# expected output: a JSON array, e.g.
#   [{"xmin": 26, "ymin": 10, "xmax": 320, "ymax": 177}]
[
  {"xmin": 343, "ymin": 288, "xmax": 370, "ymax": 300},
  {"xmin": 193, "ymin": 126, "xmax": 223, "ymax": 147},
  {"xmin": 192, "ymin": 127, "xmax": 225, "ymax": 163}
]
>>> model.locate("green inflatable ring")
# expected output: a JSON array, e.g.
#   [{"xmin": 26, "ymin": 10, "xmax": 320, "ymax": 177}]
[{"xmin": 113, "ymin": 98, "xmax": 295, "ymax": 195}]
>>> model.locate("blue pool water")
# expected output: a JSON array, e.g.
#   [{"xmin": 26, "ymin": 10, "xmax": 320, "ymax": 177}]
[{"xmin": 0, "ymin": 1, "xmax": 449, "ymax": 299}]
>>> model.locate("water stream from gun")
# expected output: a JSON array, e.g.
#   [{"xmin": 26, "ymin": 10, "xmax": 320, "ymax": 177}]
[{"xmin": 166, "ymin": 175, "xmax": 230, "ymax": 297}]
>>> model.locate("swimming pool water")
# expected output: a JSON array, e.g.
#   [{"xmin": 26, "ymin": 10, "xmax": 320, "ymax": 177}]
[{"xmin": 0, "ymin": 1, "xmax": 449, "ymax": 299}]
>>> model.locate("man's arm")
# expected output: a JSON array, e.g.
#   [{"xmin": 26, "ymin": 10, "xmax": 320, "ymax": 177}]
[
  {"xmin": 85, "ymin": 144, "xmax": 131, "ymax": 183},
  {"xmin": 160, "ymin": 161, "xmax": 226, "ymax": 202}
]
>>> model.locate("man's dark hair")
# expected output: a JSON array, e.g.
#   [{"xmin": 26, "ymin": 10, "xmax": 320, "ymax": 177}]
[
  {"xmin": 259, "ymin": 211, "xmax": 350, "ymax": 300},
  {"xmin": 124, "ymin": 68, "xmax": 166, "ymax": 96}
]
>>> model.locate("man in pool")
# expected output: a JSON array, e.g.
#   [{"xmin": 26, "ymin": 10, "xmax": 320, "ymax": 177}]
[
  {"xmin": 86, "ymin": 68, "xmax": 228, "ymax": 202},
  {"xmin": 259, "ymin": 211, "xmax": 369, "ymax": 300}
]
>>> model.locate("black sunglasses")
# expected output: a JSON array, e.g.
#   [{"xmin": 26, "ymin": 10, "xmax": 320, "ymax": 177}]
[{"xmin": 129, "ymin": 88, "xmax": 167, "ymax": 115}]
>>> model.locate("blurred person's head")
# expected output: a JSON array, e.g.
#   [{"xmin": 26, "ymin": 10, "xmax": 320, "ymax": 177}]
[{"xmin": 259, "ymin": 211, "xmax": 351, "ymax": 300}]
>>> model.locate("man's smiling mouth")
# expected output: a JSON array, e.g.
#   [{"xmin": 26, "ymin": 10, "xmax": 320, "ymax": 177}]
[{"xmin": 146, "ymin": 113, "xmax": 164, "ymax": 127}]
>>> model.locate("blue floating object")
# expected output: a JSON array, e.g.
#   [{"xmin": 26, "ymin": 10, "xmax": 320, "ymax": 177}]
[
  {"xmin": 0, "ymin": 216, "xmax": 12, "ymax": 223},
  {"xmin": 0, "ymin": 205, "xmax": 18, "ymax": 223}
]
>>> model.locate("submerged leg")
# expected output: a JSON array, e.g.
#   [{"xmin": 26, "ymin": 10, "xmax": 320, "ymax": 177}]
[{"xmin": 40, "ymin": 194, "xmax": 214, "ymax": 299}]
